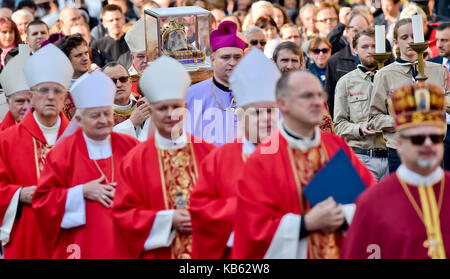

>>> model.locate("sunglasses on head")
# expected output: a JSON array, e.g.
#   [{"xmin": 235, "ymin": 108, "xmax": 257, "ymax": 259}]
[
  {"xmin": 111, "ymin": 76, "xmax": 129, "ymax": 84},
  {"xmin": 311, "ymin": 48, "xmax": 330, "ymax": 55},
  {"xmin": 249, "ymin": 40, "xmax": 267, "ymax": 46},
  {"xmin": 400, "ymin": 134, "xmax": 445, "ymax": 145}
]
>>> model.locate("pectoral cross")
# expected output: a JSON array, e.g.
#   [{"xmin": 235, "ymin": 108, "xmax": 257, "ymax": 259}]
[{"xmin": 174, "ymin": 191, "xmax": 187, "ymax": 210}]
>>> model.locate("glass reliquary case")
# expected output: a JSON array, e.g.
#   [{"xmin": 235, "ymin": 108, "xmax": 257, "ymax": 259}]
[{"xmin": 144, "ymin": 6, "xmax": 212, "ymax": 72}]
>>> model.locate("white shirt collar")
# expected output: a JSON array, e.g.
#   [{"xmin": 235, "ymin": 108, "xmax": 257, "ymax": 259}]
[
  {"xmin": 443, "ymin": 57, "xmax": 449, "ymax": 68},
  {"xmin": 33, "ymin": 111, "xmax": 61, "ymax": 146},
  {"xmin": 279, "ymin": 119, "xmax": 321, "ymax": 151},
  {"xmin": 82, "ymin": 132, "xmax": 112, "ymax": 160},
  {"xmin": 242, "ymin": 137, "xmax": 256, "ymax": 155},
  {"xmin": 113, "ymin": 99, "xmax": 133, "ymax": 111},
  {"xmin": 154, "ymin": 129, "xmax": 188, "ymax": 150},
  {"xmin": 396, "ymin": 164, "xmax": 444, "ymax": 187}
]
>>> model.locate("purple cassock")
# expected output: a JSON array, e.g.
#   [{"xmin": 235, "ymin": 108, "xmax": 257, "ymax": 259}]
[{"xmin": 185, "ymin": 77, "xmax": 238, "ymax": 146}]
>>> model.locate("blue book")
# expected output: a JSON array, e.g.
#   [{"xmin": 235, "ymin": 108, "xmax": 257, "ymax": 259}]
[{"xmin": 303, "ymin": 148, "xmax": 367, "ymax": 206}]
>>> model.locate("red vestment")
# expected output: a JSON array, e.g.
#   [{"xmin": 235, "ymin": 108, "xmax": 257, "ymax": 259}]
[
  {"xmin": 190, "ymin": 140, "xmax": 245, "ymax": 259},
  {"xmin": 32, "ymin": 129, "xmax": 139, "ymax": 259},
  {"xmin": 341, "ymin": 172, "xmax": 450, "ymax": 259},
  {"xmin": 231, "ymin": 130, "xmax": 376, "ymax": 259},
  {"xmin": 0, "ymin": 111, "xmax": 15, "ymax": 131},
  {"xmin": 113, "ymin": 134, "xmax": 214, "ymax": 259},
  {"xmin": 0, "ymin": 110, "xmax": 69, "ymax": 258},
  {"xmin": 63, "ymin": 93, "xmax": 76, "ymax": 120}
]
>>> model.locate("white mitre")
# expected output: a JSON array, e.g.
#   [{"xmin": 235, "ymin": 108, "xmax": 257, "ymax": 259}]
[
  {"xmin": 229, "ymin": 48, "xmax": 280, "ymax": 107},
  {"xmin": 71, "ymin": 70, "xmax": 116, "ymax": 108},
  {"xmin": 23, "ymin": 44, "xmax": 74, "ymax": 89},
  {"xmin": 0, "ymin": 44, "xmax": 30, "ymax": 97},
  {"xmin": 139, "ymin": 56, "xmax": 191, "ymax": 103}
]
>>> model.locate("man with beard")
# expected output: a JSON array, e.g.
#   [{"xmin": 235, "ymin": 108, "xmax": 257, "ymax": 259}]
[
  {"xmin": 342, "ymin": 83, "xmax": 450, "ymax": 259},
  {"xmin": 185, "ymin": 21, "xmax": 246, "ymax": 146},
  {"xmin": 334, "ymin": 27, "xmax": 388, "ymax": 181},
  {"xmin": 190, "ymin": 49, "xmax": 280, "ymax": 259},
  {"xmin": 0, "ymin": 45, "xmax": 31, "ymax": 131}
]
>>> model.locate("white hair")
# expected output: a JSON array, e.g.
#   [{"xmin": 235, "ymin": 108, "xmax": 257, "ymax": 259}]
[
  {"xmin": 74, "ymin": 108, "xmax": 85, "ymax": 118},
  {"xmin": 12, "ymin": 9, "xmax": 34, "ymax": 22},
  {"xmin": 243, "ymin": 26, "xmax": 263, "ymax": 38}
]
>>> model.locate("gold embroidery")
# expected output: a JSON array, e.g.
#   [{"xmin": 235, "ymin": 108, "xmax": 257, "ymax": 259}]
[
  {"xmin": 288, "ymin": 143, "xmax": 342, "ymax": 259},
  {"xmin": 32, "ymin": 137, "xmax": 52, "ymax": 179},
  {"xmin": 157, "ymin": 143, "xmax": 198, "ymax": 259}
]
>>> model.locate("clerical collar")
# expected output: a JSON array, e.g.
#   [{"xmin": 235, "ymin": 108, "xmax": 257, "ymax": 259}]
[
  {"xmin": 397, "ymin": 164, "xmax": 443, "ymax": 187},
  {"xmin": 33, "ymin": 111, "xmax": 61, "ymax": 146},
  {"xmin": 113, "ymin": 99, "xmax": 133, "ymax": 111},
  {"xmin": 155, "ymin": 129, "xmax": 188, "ymax": 150},
  {"xmin": 279, "ymin": 120, "xmax": 320, "ymax": 151},
  {"xmin": 82, "ymin": 132, "xmax": 112, "ymax": 160},
  {"xmin": 213, "ymin": 76, "xmax": 231, "ymax": 92},
  {"xmin": 242, "ymin": 137, "xmax": 256, "ymax": 155}
]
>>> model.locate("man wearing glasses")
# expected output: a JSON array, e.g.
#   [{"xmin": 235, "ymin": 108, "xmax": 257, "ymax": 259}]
[
  {"xmin": 342, "ymin": 83, "xmax": 450, "ymax": 259},
  {"xmin": 102, "ymin": 62, "xmax": 152, "ymax": 141},
  {"xmin": 0, "ymin": 44, "xmax": 73, "ymax": 258},
  {"xmin": 243, "ymin": 26, "xmax": 266, "ymax": 53}
]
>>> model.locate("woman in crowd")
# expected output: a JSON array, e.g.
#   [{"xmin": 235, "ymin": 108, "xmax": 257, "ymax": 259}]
[
  {"xmin": 272, "ymin": 4, "xmax": 291, "ymax": 29},
  {"xmin": 307, "ymin": 36, "xmax": 331, "ymax": 88},
  {"xmin": 254, "ymin": 15, "xmax": 279, "ymax": 58},
  {"xmin": 0, "ymin": 17, "xmax": 21, "ymax": 68}
]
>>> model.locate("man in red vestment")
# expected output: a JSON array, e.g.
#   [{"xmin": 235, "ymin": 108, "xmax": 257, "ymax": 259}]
[
  {"xmin": 0, "ymin": 44, "xmax": 73, "ymax": 258},
  {"xmin": 32, "ymin": 71, "xmax": 139, "ymax": 259},
  {"xmin": 341, "ymin": 83, "xmax": 450, "ymax": 259},
  {"xmin": 232, "ymin": 71, "xmax": 376, "ymax": 259},
  {"xmin": 0, "ymin": 45, "xmax": 32, "ymax": 131},
  {"xmin": 190, "ymin": 48, "xmax": 281, "ymax": 259},
  {"xmin": 112, "ymin": 56, "xmax": 215, "ymax": 259}
]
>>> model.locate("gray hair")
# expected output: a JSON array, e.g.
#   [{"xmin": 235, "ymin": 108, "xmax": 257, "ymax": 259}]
[
  {"xmin": 243, "ymin": 26, "xmax": 263, "ymax": 38},
  {"xmin": 74, "ymin": 108, "xmax": 85, "ymax": 119},
  {"xmin": 12, "ymin": 9, "xmax": 34, "ymax": 22},
  {"xmin": 299, "ymin": 3, "xmax": 316, "ymax": 18}
]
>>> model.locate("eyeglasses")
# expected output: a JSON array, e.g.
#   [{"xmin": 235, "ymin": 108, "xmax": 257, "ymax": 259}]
[
  {"xmin": 316, "ymin": 17, "xmax": 337, "ymax": 24},
  {"xmin": 111, "ymin": 76, "xmax": 129, "ymax": 84},
  {"xmin": 311, "ymin": 48, "xmax": 330, "ymax": 55},
  {"xmin": 32, "ymin": 86, "xmax": 65, "ymax": 95},
  {"xmin": 400, "ymin": 134, "xmax": 445, "ymax": 145},
  {"xmin": 249, "ymin": 40, "xmax": 267, "ymax": 46}
]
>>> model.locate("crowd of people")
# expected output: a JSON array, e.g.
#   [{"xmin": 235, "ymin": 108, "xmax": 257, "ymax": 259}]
[{"xmin": 0, "ymin": 0, "xmax": 449, "ymax": 260}]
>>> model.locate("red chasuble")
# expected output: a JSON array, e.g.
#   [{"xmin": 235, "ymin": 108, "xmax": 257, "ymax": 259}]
[
  {"xmin": 0, "ymin": 110, "xmax": 69, "ymax": 258},
  {"xmin": 190, "ymin": 140, "xmax": 246, "ymax": 259},
  {"xmin": 32, "ymin": 129, "xmax": 139, "ymax": 259},
  {"xmin": 231, "ymin": 130, "xmax": 376, "ymax": 259},
  {"xmin": 341, "ymin": 172, "xmax": 450, "ymax": 259},
  {"xmin": 113, "ymin": 134, "xmax": 215, "ymax": 259},
  {"xmin": 0, "ymin": 111, "xmax": 15, "ymax": 131}
]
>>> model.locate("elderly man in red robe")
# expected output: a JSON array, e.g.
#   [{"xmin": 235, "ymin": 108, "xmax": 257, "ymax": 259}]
[
  {"xmin": 0, "ymin": 45, "xmax": 32, "ymax": 131},
  {"xmin": 341, "ymin": 83, "xmax": 450, "ymax": 259},
  {"xmin": 0, "ymin": 44, "xmax": 73, "ymax": 258},
  {"xmin": 112, "ymin": 56, "xmax": 215, "ymax": 259},
  {"xmin": 32, "ymin": 71, "xmax": 139, "ymax": 259},
  {"xmin": 190, "ymin": 48, "xmax": 281, "ymax": 259},
  {"xmin": 232, "ymin": 71, "xmax": 376, "ymax": 259}
]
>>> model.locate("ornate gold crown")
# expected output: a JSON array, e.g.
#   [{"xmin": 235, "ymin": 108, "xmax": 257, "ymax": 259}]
[
  {"xmin": 161, "ymin": 20, "xmax": 186, "ymax": 42},
  {"xmin": 388, "ymin": 82, "xmax": 445, "ymax": 131}
]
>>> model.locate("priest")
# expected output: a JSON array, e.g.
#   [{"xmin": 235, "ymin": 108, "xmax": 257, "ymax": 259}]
[
  {"xmin": 185, "ymin": 21, "xmax": 246, "ymax": 146},
  {"xmin": 32, "ymin": 71, "xmax": 139, "ymax": 259},
  {"xmin": 232, "ymin": 71, "xmax": 376, "ymax": 259},
  {"xmin": 0, "ymin": 44, "xmax": 73, "ymax": 258},
  {"xmin": 190, "ymin": 48, "xmax": 280, "ymax": 259},
  {"xmin": 341, "ymin": 83, "xmax": 450, "ymax": 259},
  {"xmin": 112, "ymin": 56, "xmax": 215, "ymax": 259},
  {"xmin": 0, "ymin": 45, "xmax": 31, "ymax": 131}
]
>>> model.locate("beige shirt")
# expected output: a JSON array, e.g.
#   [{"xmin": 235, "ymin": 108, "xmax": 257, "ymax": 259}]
[
  {"xmin": 369, "ymin": 61, "xmax": 448, "ymax": 149},
  {"xmin": 334, "ymin": 68, "xmax": 386, "ymax": 150}
]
